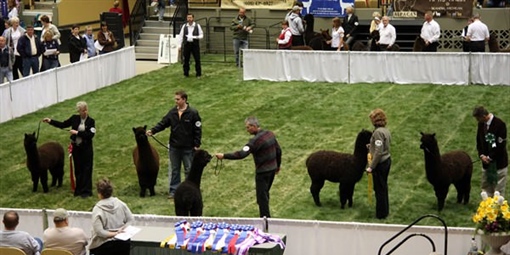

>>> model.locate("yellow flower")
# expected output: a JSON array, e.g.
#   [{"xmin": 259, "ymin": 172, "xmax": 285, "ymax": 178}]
[{"xmin": 473, "ymin": 192, "xmax": 510, "ymax": 233}]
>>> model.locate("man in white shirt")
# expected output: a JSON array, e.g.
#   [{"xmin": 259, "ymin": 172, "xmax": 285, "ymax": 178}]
[
  {"xmin": 376, "ymin": 16, "xmax": 396, "ymax": 51},
  {"xmin": 0, "ymin": 210, "xmax": 41, "ymax": 255},
  {"xmin": 466, "ymin": 13, "xmax": 489, "ymax": 52},
  {"xmin": 177, "ymin": 13, "xmax": 204, "ymax": 78},
  {"xmin": 420, "ymin": 11, "xmax": 441, "ymax": 52},
  {"xmin": 43, "ymin": 208, "xmax": 88, "ymax": 255}
]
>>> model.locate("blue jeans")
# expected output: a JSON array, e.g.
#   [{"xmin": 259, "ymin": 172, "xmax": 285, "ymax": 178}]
[
  {"xmin": 41, "ymin": 58, "xmax": 59, "ymax": 71},
  {"xmin": 233, "ymin": 39, "xmax": 248, "ymax": 67},
  {"xmin": 168, "ymin": 147, "xmax": 193, "ymax": 195},
  {"xmin": 22, "ymin": 56, "xmax": 39, "ymax": 77},
  {"xmin": 0, "ymin": 66, "xmax": 13, "ymax": 83}
]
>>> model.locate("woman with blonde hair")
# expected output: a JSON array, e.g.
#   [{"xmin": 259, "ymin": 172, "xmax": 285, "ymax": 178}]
[
  {"xmin": 369, "ymin": 11, "xmax": 382, "ymax": 33},
  {"xmin": 366, "ymin": 108, "xmax": 392, "ymax": 219},
  {"xmin": 4, "ymin": 17, "xmax": 25, "ymax": 80},
  {"xmin": 41, "ymin": 31, "xmax": 60, "ymax": 71}
]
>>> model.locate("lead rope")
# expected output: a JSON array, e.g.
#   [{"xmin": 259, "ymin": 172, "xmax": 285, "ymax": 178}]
[{"xmin": 214, "ymin": 158, "xmax": 223, "ymax": 176}]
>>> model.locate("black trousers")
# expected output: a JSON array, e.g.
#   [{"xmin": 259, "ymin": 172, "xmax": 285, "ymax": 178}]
[
  {"xmin": 182, "ymin": 42, "xmax": 201, "ymax": 77},
  {"xmin": 291, "ymin": 35, "xmax": 304, "ymax": 46},
  {"xmin": 13, "ymin": 55, "xmax": 23, "ymax": 80},
  {"xmin": 90, "ymin": 240, "xmax": 131, "ymax": 255},
  {"xmin": 373, "ymin": 158, "xmax": 391, "ymax": 219},
  {"xmin": 255, "ymin": 170, "xmax": 276, "ymax": 218},
  {"xmin": 470, "ymin": 41, "xmax": 485, "ymax": 52},
  {"xmin": 422, "ymin": 41, "xmax": 439, "ymax": 52},
  {"xmin": 73, "ymin": 144, "xmax": 94, "ymax": 197}
]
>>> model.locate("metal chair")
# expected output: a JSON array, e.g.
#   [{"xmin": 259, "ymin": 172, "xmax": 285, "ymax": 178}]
[
  {"xmin": 41, "ymin": 248, "xmax": 73, "ymax": 255},
  {"xmin": 0, "ymin": 247, "xmax": 27, "ymax": 255}
]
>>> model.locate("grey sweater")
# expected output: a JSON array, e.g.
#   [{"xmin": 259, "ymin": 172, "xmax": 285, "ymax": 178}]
[
  {"xmin": 89, "ymin": 197, "xmax": 134, "ymax": 250},
  {"xmin": 369, "ymin": 127, "xmax": 391, "ymax": 169}
]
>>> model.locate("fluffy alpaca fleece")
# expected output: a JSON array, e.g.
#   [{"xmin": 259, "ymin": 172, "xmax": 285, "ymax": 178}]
[
  {"xmin": 133, "ymin": 126, "xmax": 160, "ymax": 197},
  {"xmin": 306, "ymin": 130, "xmax": 372, "ymax": 208},
  {"xmin": 24, "ymin": 132, "xmax": 65, "ymax": 192},
  {"xmin": 174, "ymin": 149, "xmax": 212, "ymax": 216},
  {"xmin": 420, "ymin": 132, "xmax": 473, "ymax": 211}
]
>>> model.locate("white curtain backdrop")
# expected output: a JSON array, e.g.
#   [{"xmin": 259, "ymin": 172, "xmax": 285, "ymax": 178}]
[
  {"xmin": 0, "ymin": 207, "xmax": 480, "ymax": 255},
  {"xmin": 470, "ymin": 53, "xmax": 510, "ymax": 85},
  {"xmin": 0, "ymin": 47, "xmax": 136, "ymax": 124},
  {"xmin": 243, "ymin": 50, "xmax": 507, "ymax": 86}
]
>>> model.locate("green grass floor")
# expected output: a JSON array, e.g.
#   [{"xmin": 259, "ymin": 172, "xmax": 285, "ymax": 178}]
[{"xmin": 1, "ymin": 58, "xmax": 509, "ymax": 228}]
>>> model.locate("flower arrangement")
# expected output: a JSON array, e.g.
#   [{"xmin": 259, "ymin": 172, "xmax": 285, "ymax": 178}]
[{"xmin": 473, "ymin": 191, "xmax": 510, "ymax": 234}]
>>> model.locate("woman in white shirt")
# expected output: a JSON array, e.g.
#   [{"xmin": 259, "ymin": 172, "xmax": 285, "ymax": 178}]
[
  {"xmin": 7, "ymin": 0, "xmax": 18, "ymax": 19},
  {"xmin": 4, "ymin": 17, "xmax": 25, "ymax": 80},
  {"xmin": 328, "ymin": 17, "xmax": 344, "ymax": 51}
]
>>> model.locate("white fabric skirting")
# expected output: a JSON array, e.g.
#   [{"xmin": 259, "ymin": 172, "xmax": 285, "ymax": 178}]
[
  {"xmin": 0, "ymin": 207, "xmax": 482, "ymax": 255},
  {"xmin": 0, "ymin": 47, "xmax": 136, "ymax": 124},
  {"xmin": 243, "ymin": 50, "xmax": 509, "ymax": 86}
]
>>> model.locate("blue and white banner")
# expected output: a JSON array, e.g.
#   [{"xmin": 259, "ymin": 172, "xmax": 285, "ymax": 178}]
[{"xmin": 300, "ymin": 0, "xmax": 354, "ymax": 17}]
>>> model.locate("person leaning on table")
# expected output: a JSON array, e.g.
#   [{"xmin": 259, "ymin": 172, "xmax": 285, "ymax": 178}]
[{"xmin": 89, "ymin": 178, "xmax": 134, "ymax": 255}]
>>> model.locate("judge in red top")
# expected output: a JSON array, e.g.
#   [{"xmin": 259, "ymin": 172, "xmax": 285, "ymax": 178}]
[
  {"xmin": 109, "ymin": 1, "xmax": 122, "ymax": 14},
  {"xmin": 276, "ymin": 20, "xmax": 292, "ymax": 49}
]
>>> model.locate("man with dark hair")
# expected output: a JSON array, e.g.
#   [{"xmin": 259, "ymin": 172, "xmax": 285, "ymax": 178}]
[
  {"xmin": 473, "ymin": 106, "xmax": 508, "ymax": 197},
  {"xmin": 0, "ymin": 210, "xmax": 41, "ymax": 255},
  {"xmin": 176, "ymin": 13, "xmax": 203, "ymax": 78},
  {"xmin": 215, "ymin": 116, "xmax": 282, "ymax": 218},
  {"xmin": 43, "ymin": 208, "xmax": 88, "ymax": 255},
  {"xmin": 147, "ymin": 90, "xmax": 202, "ymax": 198},
  {"xmin": 230, "ymin": 8, "xmax": 254, "ymax": 67}
]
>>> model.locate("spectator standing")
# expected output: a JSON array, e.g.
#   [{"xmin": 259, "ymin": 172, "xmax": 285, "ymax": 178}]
[
  {"xmin": 466, "ymin": 14, "xmax": 489, "ymax": 52},
  {"xmin": 342, "ymin": 6, "xmax": 359, "ymax": 49},
  {"xmin": 40, "ymin": 31, "xmax": 60, "ymax": 71},
  {"xmin": 109, "ymin": 0, "xmax": 122, "ymax": 13},
  {"xmin": 146, "ymin": 90, "xmax": 202, "ymax": 198},
  {"xmin": 215, "ymin": 116, "xmax": 282, "ymax": 218},
  {"xmin": 420, "ymin": 11, "xmax": 441, "ymax": 52},
  {"xmin": 461, "ymin": 18, "xmax": 474, "ymax": 52},
  {"xmin": 68, "ymin": 25, "xmax": 86, "ymax": 63},
  {"xmin": 276, "ymin": 20, "xmax": 292, "ymax": 49},
  {"xmin": 4, "ymin": 17, "xmax": 24, "ymax": 80},
  {"xmin": 153, "ymin": 0, "xmax": 166, "ymax": 22},
  {"xmin": 328, "ymin": 17, "xmax": 344, "ymax": 51},
  {"xmin": 7, "ymin": 0, "xmax": 18, "ymax": 19},
  {"xmin": 369, "ymin": 11, "xmax": 381, "ymax": 34},
  {"xmin": 287, "ymin": 6, "xmax": 304, "ymax": 46},
  {"xmin": 83, "ymin": 26, "xmax": 97, "ymax": 58},
  {"xmin": 0, "ymin": 210, "xmax": 41, "ymax": 255},
  {"xmin": 230, "ymin": 8, "xmax": 254, "ymax": 67},
  {"xmin": 89, "ymin": 178, "xmax": 134, "ymax": 255},
  {"xmin": 376, "ymin": 16, "xmax": 396, "ymax": 51},
  {"xmin": 96, "ymin": 22, "xmax": 116, "ymax": 54},
  {"xmin": 40, "ymin": 15, "xmax": 61, "ymax": 45},
  {"xmin": 43, "ymin": 101, "xmax": 96, "ymax": 198},
  {"xmin": 473, "ymin": 106, "xmax": 508, "ymax": 197},
  {"xmin": 0, "ymin": 36, "xmax": 14, "ymax": 83},
  {"xmin": 176, "ymin": 13, "xmax": 203, "ymax": 78},
  {"xmin": 43, "ymin": 208, "xmax": 88, "ymax": 255},
  {"xmin": 16, "ymin": 25, "xmax": 42, "ymax": 77},
  {"xmin": 366, "ymin": 108, "xmax": 392, "ymax": 219}
]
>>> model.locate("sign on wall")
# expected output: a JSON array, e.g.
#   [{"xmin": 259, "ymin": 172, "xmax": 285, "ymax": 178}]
[
  {"xmin": 300, "ymin": 0, "xmax": 354, "ymax": 17},
  {"xmin": 221, "ymin": 0, "xmax": 294, "ymax": 9},
  {"xmin": 393, "ymin": 0, "xmax": 474, "ymax": 18}
]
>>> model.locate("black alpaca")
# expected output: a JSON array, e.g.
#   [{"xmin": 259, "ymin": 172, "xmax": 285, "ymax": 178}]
[
  {"xmin": 303, "ymin": 14, "xmax": 320, "ymax": 46},
  {"xmin": 174, "ymin": 149, "xmax": 212, "ymax": 216},
  {"xmin": 420, "ymin": 132, "xmax": 473, "ymax": 211},
  {"xmin": 306, "ymin": 130, "xmax": 372, "ymax": 208},
  {"xmin": 133, "ymin": 126, "xmax": 160, "ymax": 197},
  {"xmin": 24, "ymin": 132, "xmax": 65, "ymax": 192}
]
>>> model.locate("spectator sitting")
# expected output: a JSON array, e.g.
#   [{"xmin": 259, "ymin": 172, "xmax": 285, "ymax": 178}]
[
  {"xmin": 40, "ymin": 15, "xmax": 61, "ymax": 45},
  {"xmin": 0, "ymin": 210, "xmax": 41, "ymax": 255},
  {"xmin": 43, "ymin": 208, "xmax": 88, "ymax": 255}
]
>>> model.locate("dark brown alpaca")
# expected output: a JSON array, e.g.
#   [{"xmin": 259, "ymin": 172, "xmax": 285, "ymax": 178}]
[
  {"xmin": 420, "ymin": 132, "xmax": 473, "ymax": 211},
  {"xmin": 306, "ymin": 130, "xmax": 372, "ymax": 209},
  {"xmin": 24, "ymin": 132, "xmax": 65, "ymax": 192},
  {"xmin": 133, "ymin": 126, "xmax": 160, "ymax": 197},
  {"xmin": 174, "ymin": 149, "xmax": 212, "ymax": 216}
]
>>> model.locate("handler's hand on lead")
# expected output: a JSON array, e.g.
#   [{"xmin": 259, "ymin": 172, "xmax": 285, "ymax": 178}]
[
  {"xmin": 146, "ymin": 130, "xmax": 153, "ymax": 136},
  {"xmin": 42, "ymin": 118, "xmax": 51, "ymax": 123},
  {"xmin": 215, "ymin": 153, "xmax": 224, "ymax": 160}
]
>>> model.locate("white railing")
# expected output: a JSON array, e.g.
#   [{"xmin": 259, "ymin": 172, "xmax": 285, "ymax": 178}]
[
  {"xmin": 243, "ymin": 50, "xmax": 510, "ymax": 86},
  {"xmin": 0, "ymin": 47, "xmax": 137, "ymax": 124},
  {"xmin": 0, "ymin": 207, "xmax": 478, "ymax": 255}
]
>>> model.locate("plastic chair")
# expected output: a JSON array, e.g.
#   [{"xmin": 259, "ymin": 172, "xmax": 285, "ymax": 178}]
[
  {"xmin": 41, "ymin": 248, "xmax": 73, "ymax": 255},
  {"xmin": 0, "ymin": 247, "xmax": 27, "ymax": 255}
]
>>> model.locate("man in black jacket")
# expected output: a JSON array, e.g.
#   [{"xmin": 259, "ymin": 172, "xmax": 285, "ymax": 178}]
[
  {"xmin": 147, "ymin": 90, "xmax": 202, "ymax": 198},
  {"xmin": 16, "ymin": 25, "xmax": 42, "ymax": 77},
  {"xmin": 473, "ymin": 106, "xmax": 508, "ymax": 197}
]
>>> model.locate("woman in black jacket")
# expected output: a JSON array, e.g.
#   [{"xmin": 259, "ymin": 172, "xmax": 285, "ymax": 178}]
[{"xmin": 68, "ymin": 24, "xmax": 87, "ymax": 63}]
